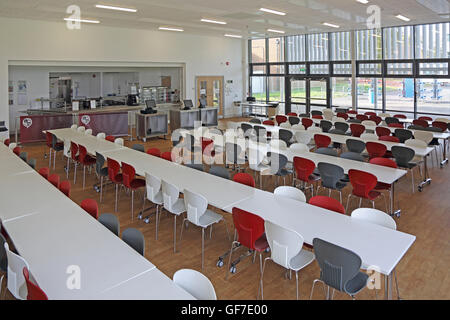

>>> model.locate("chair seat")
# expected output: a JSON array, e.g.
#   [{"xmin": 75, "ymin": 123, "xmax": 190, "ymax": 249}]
[
  {"xmin": 289, "ymin": 249, "xmax": 315, "ymax": 272},
  {"xmin": 341, "ymin": 174, "xmax": 350, "ymax": 183},
  {"xmin": 374, "ymin": 182, "xmax": 391, "ymax": 191},
  {"xmin": 399, "ymin": 163, "xmax": 417, "ymax": 170},
  {"xmin": 129, "ymin": 178, "xmax": 146, "ymax": 190},
  {"xmin": 149, "ymin": 191, "xmax": 164, "ymax": 206},
  {"xmin": 250, "ymin": 163, "xmax": 271, "ymax": 174},
  {"xmin": 54, "ymin": 143, "xmax": 64, "ymax": 151},
  {"xmin": 344, "ymin": 272, "xmax": 369, "ymax": 296},
  {"xmin": 112, "ymin": 173, "xmax": 123, "ymax": 184},
  {"xmin": 167, "ymin": 198, "xmax": 185, "ymax": 215},
  {"xmin": 99, "ymin": 167, "xmax": 109, "ymax": 177},
  {"xmin": 276, "ymin": 169, "xmax": 293, "ymax": 177},
  {"xmin": 82, "ymin": 156, "xmax": 96, "ymax": 166},
  {"xmin": 196, "ymin": 209, "xmax": 223, "ymax": 228},
  {"xmin": 254, "ymin": 234, "xmax": 269, "ymax": 252},
  {"xmin": 365, "ymin": 190, "xmax": 382, "ymax": 200}
]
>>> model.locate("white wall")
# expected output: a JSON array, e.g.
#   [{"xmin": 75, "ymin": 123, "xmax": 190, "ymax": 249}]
[{"xmin": 0, "ymin": 17, "xmax": 245, "ymax": 132}]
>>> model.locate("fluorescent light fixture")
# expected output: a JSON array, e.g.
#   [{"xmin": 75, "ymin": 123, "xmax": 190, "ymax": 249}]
[
  {"xmin": 396, "ymin": 14, "xmax": 410, "ymax": 22},
  {"xmin": 259, "ymin": 8, "xmax": 286, "ymax": 16},
  {"xmin": 322, "ymin": 22, "xmax": 340, "ymax": 28},
  {"xmin": 64, "ymin": 18, "xmax": 100, "ymax": 24},
  {"xmin": 356, "ymin": 0, "xmax": 369, "ymax": 4},
  {"xmin": 201, "ymin": 18, "xmax": 227, "ymax": 25},
  {"xmin": 267, "ymin": 29, "xmax": 285, "ymax": 34},
  {"xmin": 158, "ymin": 26, "xmax": 184, "ymax": 32},
  {"xmin": 224, "ymin": 34, "xmax": 242, "ymax": 38},
  {"xmin": 95, "ymin": 4, "xmax": 137, "ymax": 12}
]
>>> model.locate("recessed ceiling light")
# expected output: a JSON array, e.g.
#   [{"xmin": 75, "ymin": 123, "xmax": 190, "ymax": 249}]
[
  {"xmin": 201, "ymin": 18, "xmax": 227, "ymax": 25},
  {"xmin": 64, "ymin": 18, "xmax": 100, "ymax": 24},
  {"xmin": 395, "ymin": 14, "xmax": 410, "ymax": 22},
  {"xmin": 267, "ymin": 29, "xmax": 285, "ymax": 34},
  {"xmin": 322, "ymin": 22, "xmax": 340, "ymax": 28},
  {"xmin": 356, "ymin": 0, "xmax": 369, "ymax": 4},
  {"xmin": 224, "ymin": 34, "xmax": 243, "ymax": 39},
  {"xmin": 259, "ymin": 8, "xmax": 286, "ymax": 16},
  {"xmin": 158, "ymin": 26, "xmax": 184, "ymax": 32},
  {"xmin": 95, "ymin": 4, "xmax": 137, "ymax": 12}
]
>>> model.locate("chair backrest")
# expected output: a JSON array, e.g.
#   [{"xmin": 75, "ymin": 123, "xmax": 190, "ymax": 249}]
[
  {"xmin": 293, "ymin": 157, "xmax": 316, "ymax": 183},
  {"xmin": 275, "ymin": 115, "xmax": 288, "ymax": 125},
  {"xmin": 209, "ymin": 166, "xmax": 230, "ymax": 179},
  {"xmin": 132, "ymin": 144, "xmax": 145, "ymax": 152},
  {"xmin": 289, "ymin": 143, "xmax": 308, "ymax": 153},
  {"xmin": 274, "ymin": 186, "xmax": 306, "ymax": 202},
  {"xmin": 19, "ymin": 151, "xmax": 28, "ymax": 162},
  {"xmin": 379, "ymin": 135, "xmax": 400, "ymax": 143},
  {"xmin": 405, "ymin": 139, "xmax": 427, "ymax": 149},
  {"xmin": 385, "ymin": 117, "xmax": 400, "ymax": 125},
  {"xmin": 77, "ymin": 126, "xmax": 86, "ymax": 133},
  {"xmin": 320, "ymin": 120, "xmax": 333, "ymax": 133},
  {"xmin": 413, "ymin": 119, "xmax": 428, "ymax": 128},
  {"xmin": 107, "ymin": 157, "xmax": 121, "ymax": 183},
  {"xmin": 186, "ymin": 163, "xmax": 204, "ymax": 172},
  {"xmin": 81, "ymin": 198, "xmax": 99, "ymax": 219},
  {"xmin": 315, "ymin": 147, "xmax": 338, "ymax": 157},
  {"xmin": 45, "ymin": 131, "xmax": 53, "ymax": 148},
  {"xmin": 301, "ymin": 118, "xmax": 314, "ymax": 129},
  {"xmin": 269, "ymin": 152, "xmax": 288, "ymax": 175},
  {"xmin": 388, "ymin": 123, "xmax": 404, "ymax": 128},
  {"xmin": 294, "ymin": 131, "xmax": 312, "ymax": 145},
  {"xmin": 96, "ymin": 132, "xmax": 106, "ymax": 140},
  {"xmin": 28, "ymin": 158, "xmax": 36, "ymax": 169},
  {"xmin": 361, "ymin": 133, "xmax": 379, "ymax": 140},
  {"xmin": 232, "ymin": 207, "xmax": 265, "ymax": 250},
  {"xmin": 432, "ymin": 121, "xmax": 447, "ymax": 132},
  {"xmin": 122, "ymin": 162, "xmax": 137, "ymax": 189},
  {"xmin": 99, "ymin": 213, "xmax": 120, "ymax": 236},
  {"xmin": 145, "ymin": 172, "xmax": 162, "ymax": 203},
  {"xmin": 394, "ymin": 114, "xmax": 407, "ymax": 119},
  {"xmin": 336, "ymin": 112, "xmax": 349, "ymax": 120},
  {"xmin": 105, "ymin": 135, "xmax": 115, "ymax": 142},
  {"xmin": 366, "ymin": 141, "xmax": 387, "ymax": 159},
  {"xmin": 3, "ymin": 138, "xmax": 10, "ymax": 146},
  {"xmin": 340, "ymin": 152, "xmax": 365, "ymax": 162},
  {"xmin": 233, "ymin": 172, "xmax": 255, "ymax": 187},
  {"xmin": 263, "ymin": 120, "xmax": 275, "ymax": 126},
  {"xmin": 225, "ymin": 143, "xmax": 243, "ymax": 165},
  {"xmin": 38, "ymin": 167, "xmax": 50, "ymax": 179},
  {"xmin": 348, "ymin": 169, "xmax": 378, "ymax": 198},
  {"xmin": 184, "ymin": 189, "xmax": 208, "ymax": 225},
  {"xmin": 147, "ymin": 148, "xmax": 161, "ymax": 157},
  {"xmin": 288, "ymin": 116, "xmax": 300, "ymax": 126},
  {"xmin": 249, "ymin": 118, "xmax": 261, "ymax": 124},
  {"xmin": 334, "ymin": 122, "xmax": 349, "ymax": 134},
  {"xmin": 361, "ymin": 120, "xmax": 377, "ymax": 128},
  {"xmin": 356, "ymin": 114, "xmax": 369, "ymax": 122},
  {"xmin": 317, "ymin": 162, "xmax": 345, "ymax": 189},
  {"xmin": 269, "ymin": 139, "xmax": 288, "ymax": 151},
  {"xmin": 375, "ymin": 127, "xmax": 391, "ymax": 138},
  {"xmin": 413, "ymin": 131, "xmax": 433, "ymax": 144},
  {"xmin": 291, "ymin": 124, "xmax": 305, "ymax": 131},
  {"xmin": 162, "ymin": 180, "xmax": 182, "ymax": 211},
  {"xmin": 122, "ymin": 228, "xmax": 145, "ymax": 256},
  {"xmin": 59, "ymin": 180, "xmax": 71, "ymax": 197},
  {"xmin": 287, "ymin": 112, "xmax": 298, "ymax": 117},
  {"xmin": 8, "ymin": 143, "xmax": 17, "ymax": 150},
  {"xmin": 4, "ymin": 242, "xmax": 30, "ymax": 300},
  {"xmin": 351, "ymin": 208, "xmax": 396, "ymax": 230},
  {"xmin": 369, "ymin": 116, "xmax": 382, "ymax": 125},
  {"xmin": 48, "ymin": 174, "xmax": 60, "ymax": 188},
  {"xmin": 70, "ymin": 142, "xmax": 79, "ymax": 161},
  {"xmin": 350, "ymin": 124, "xmax": 365, "ymax": 137},
  {"xmin": 364, "ymin": 112, "xmax": 376, "ymax": 117},
  {"xmin": 13, "ymin": 146, "xmax": 21, "ymax": 156},
  {"xmin": 23, "ymin": 267, "xmax": 48, "ymax": 300},
  {"xmin": 314, "ymin": 134, "xmax": 331, "ymax": 148},
  {"xmin": 71, "ymin": 124, "xmax": 78, "ymax": 130},
  {"xmin": 84, "ymin": 129, "xmax": 93, "ymax": 135},
  {"xmin": 114, "ymin": 138, "xmax": 124, "ymax": 146},
  {"xmin": 161, "ymin": 151, "xmax": 174, "ymax": 162},
  {"xmin": 280, "ymin": 122, "xmax": 291, "ymax": 129},
  {"xmin": 346, "ymin": 139, "xmax": 366, "ymax": 154},
  {"xmin": 279, "ymin": 129, "xmax": 293, "ymax": 145},
  {"xmin": 173, "ymin": 269, "xmax": 217, "ymax": 300},
  {"xmin": 369, "ymin": 157, "xmax": 398, "ymax": 168},
  {"xmin": 95, "ymin": 152, "xmax": 106, "ymax": 175},
  {"xmin": 391, "ymin": 146, "xmax": 415, "ymax": 167},
  {"xmin": 0, "ymin": 233, "xmax": 7, "ymax": 273},
  {"xmin": 395, "ymin": 129, "xmax": 413, "ymax": 143},
  {"xmin": 78, "ymin": 145, "xmax": 89, "ymax": 163},
  {"xmin": 309, "ymin": 196, "xmax": 346, "ymax": 214},
  {"xmin": 378, "ymin": 113, "xmax": 391, "ymax": 118},
  {"xmin": 313, "ymin": 238, "xmax": 363, "ymax": 292},
  {"xmin": 311, "ymin": 110, "xmax": 323, "ymax": 116}
]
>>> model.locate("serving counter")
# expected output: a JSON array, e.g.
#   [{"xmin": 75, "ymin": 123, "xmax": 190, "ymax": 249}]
[{"xmin": 169, "ymin": 107, "xmax": 219, "ymax": 132}]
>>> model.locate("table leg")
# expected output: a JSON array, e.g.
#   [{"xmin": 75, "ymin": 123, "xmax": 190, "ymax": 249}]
[
  {"xmin": 384, "ymin": 273, "xmax": 393, "ymax": 300},
  {"xmin": 390, "ymin": 181, "xmax": 401, "ymax": 218},
  {"xmin": 418, "ymin": 154, "xmax": 432, "ymax": 192},
  {"xmin": 440, "ymin": 138, "xmax": 448, "ymax": 168}
]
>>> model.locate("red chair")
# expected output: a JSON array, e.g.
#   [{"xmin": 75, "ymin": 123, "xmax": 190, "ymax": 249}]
[
  {"xmin": 366, "ymin": 142, "xmax": 387, "ymax": 159},
  {"xmin": 23, "ymin": 267, "xmax": 48, "ymax": 300},
  {"xmin": 346, "ymin": 169, "xmax": 386, "ymax": 212},
  {"xmin": 227, "ymin": 207, "xmax": 269, "ymax": 287},
  {"xmin": 48, "ymin": 174, "xmax": 60, "ymax": 188},
  {"xmin": 201, "ymin": 138, "xmax": 215, "ymax": 157},
  {"xmin": 78, "ymin": 145, "xmax": 96, "ymax": 189},
  {"xmin": 375, "ymin": 127, "xmax": 391, "ymax": 138},
  {"xmin": 350, "ymin": 124, "xmax": 365, "ymax": 137},
  {"xmin": 107, "ymin": 157, "xmax": 123, "ymax": 212},
  {"xmin": 275, "ymin": 115, "xmax": 288, "ymax": 125},
  {"xmin": 287, "ymin": 112, "xmax": 298, "ymax": 117},
  {"xmin": 347, "ymin": 110, "xmax": 358, "ymax": 115},
  {"xmin": 308, "ymin": 196, "xmax": 345, "ymax": 214},
  {"xmin": 233, "ymin": 173, "xmax": 255, "ymax": 187},
  {"xmin": 432, "ymin": 121, "xmax": 447, "ymax": 132},
  {"xmin": 105, "ymin": 135, "xmax": 115, "ymax": 142},
  {"xmin": 356, "ymin": 114, "xmax": 369, "ymax": 122},
  {"xmin": 293, "ymin": 157, "xmax": 320, "ymax": 196},
  {"xmin": 364, "ymin": 112, "xmax": 377, "ymax": 117},
  {"xmin": 262, "ymin": 120, "xmax": 275, "ymax": 126},
  {"xmin": 370, "ymin": 115, "xmax": 382, "ymax": 125},
  {"xmin": 336, "ymin": 112, "xmax": 348, "ymax": 120},
  {"xmin": 301, "ymin": 118, "xmax": 314, "ymax": 129},
  {"xmin": 147, "ymin": 148, "xmax": 161, "ymax": 157},
  {"xmin": 81, "ymin": 198, "xmax": 99, "ymax": 219},
  {"xmin": 394, "ymin": 114, "xmax": 407, "ymax": 119},
  {"xmin": 369, "ymin": 157, "xmax": 397, "ymax": 211},
  {"xmin": 60, "ymin": 180, "xmax": 71, "ymax": 197},
  {"xmin": 3, "ymin": 138, "xmax": 10, "ymax": 146},
  {"xmin": 161, "ymin": 151, "xmax": 174, "ymax": 162},
  {"xmin": 418, "ymin": 116, "xmax": 432, "ymax": 121},
  {"xmin": 314, "ymin": 134, "xmax": 331, "ymax": 149},
  {"xmin": 70, "ymin": 142, "xmax": 80, "ymax": 184},
  {"xmin": 388, "ymin": 123, "xmax": 403, "ymax": 128},
  {"xmin": 13, "ymin": 146, "xmax": 21, "ymax": 156},
  {"xmin": 122, "ymin": 162, "xmax": 146, "ymax": 220},
  {"xmin": 412, "ymin": 119, "xmax": 428, "ymax": 128},
  {"xmin": 379, "ymin": 136, "xmax": 400, "ymax": 143},
  {"xmin": 38, "ymin": 167, "xmax": 50, "ymax": 179},
  {"xmin": 312, "ymin": 115, "xmax": 323, "ymax": 120}
]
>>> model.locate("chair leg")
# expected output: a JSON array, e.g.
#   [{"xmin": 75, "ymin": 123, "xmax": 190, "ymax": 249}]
[
  {"xmin": 99, "ymin": 176, "xmax": 103, "ymax": 203},
  {"xmin": 53, "ymin": 150, "xmax": 56, "ymax": 169},
  {"xmin": 83, "ymin": 166, "xmax": 86, "ymax": 189},
  {"xmin": 394, "ymin": 268, "xmax": 401, "ymax": 300},
  {"xmin": 173, "ymin": 215, "xmax": 177, "ymax": 253},
  {"xmin": 48, "ymin": 148, "xmax": 52, "ymax": 168},
  {"xmin": 66, "ymin": 157, "xmax": 70, "ymax": 179},
  {"xmin": 131, "ymin": 190, "xmax": 135, "ymax": 221},
  {"xmin": 345, "ymin": 194, "xmax": 352, "ymax": 213},
  {"xmin": 411, "ymin": 169, "xmax": 415, "ymax": 193},
  {"xmin": 114, "ymin": 184, "xmax": 118, "ymax": 212},
  {"xmin": 73, "ymin": 163, "xmax": 77, "ymax": 184},
  {"xmin": 180, "ymin": 218, "xmax": 188, "ymax": 241},
  {"xmin": 226, "ymin": 241, "xmax": 238, "ymax": 280},
  {"xmin": 201, "ymin": 228, "xmax": 205, "ymax": 270},
  {"xmin": 295, "ymin": 271, "xmax": 299, "ymax": 300},
  {"xmin": 155, "ymin": 206, "xmax": 160, "ymax": 240},
  {"xmin": 372, "ymin": 200, "xmax": 375, "ymax": 209},
  {"xmin": 258, "ymin": 253, "xmax": 264, "ymax": 300},
  {"xmin": 310, "ymin": 279, "xmax": 326, "ymax": 300},
  {"xmin": 0, "ymin": 274, "xmax": 4, "ymax": 299}
]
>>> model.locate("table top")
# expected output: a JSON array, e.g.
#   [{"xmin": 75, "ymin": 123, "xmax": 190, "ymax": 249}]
[{"xmin": 225, "ymin": 189, "xmax": 416, "ymax": 276}]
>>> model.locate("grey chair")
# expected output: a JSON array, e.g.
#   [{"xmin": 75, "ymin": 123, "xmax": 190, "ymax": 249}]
[
  {"xmin": 225, "ymin": 143, "xmax": 245, "ymax": 171},
  {"xmin": 0, "ymin": 232, "xmax": 7, "ymax": 298},
  {"xmin": 186, "ymin": 163, "xmax": 204, "ymax": 172},
  {"xmin": 51, "ymin": 133, "xmax": 64, "ymax": 169},
  {"xmin": 122, "ymin": 228, "xmax": 145, "ymax": 256},
  {"xmin": 334, "ymin": 122, "xmax": 350, "ymax": 135},
  {"xmin": 99, "ymin": 213, "xmax": 120, "ymax": 236},
  {"xmin": 249, "ymin": 118, "xmax": 261, "ymax": 124},
  {"xmin": 19, "ymin": 151, "xmax": 28, "ymax": 162},
  {"xmin": 132, "ymin": 144, "xmax": 145, "ymax": 153},
  {"xmin": 279, "ymin": 129, "xmax": 293, "ymax": 147},
  {"xmin": 241, "ymin": 123, "xmax": 254, "ymax": 139},
  {"xmin": 391, "ymin": 146, "xmax": 419, "ymax": 193},
  {"xmin": 316, "ymin": 162, "xmax": 347, "ymax": 203},
  {"xmin": 340, "ymin": 152, "xmax": 364, "ymax": 183},
  {"xmin": 299, "ymin": 113, "xmax": 310, "ymax": 118},
  {"xmin": 289, "ymin": 117, "xmax": 301, "ymax": 126},
  {"xmin": 310, "ymin": 238, "xmax": 369, "ymax": 300},
  {"xmin": 385, "ymin": 117, "xmax": 400, "ymax": 125},
  {"xmin": 27, "ymin": 158, "xmax": 36, "ymax": 169},
  {"xmin": 269, "ymin": 152, "xmax": 292, "ymax": 186},
  {"xmin": 348, "ymin": 118, "xmax": 362, "ymax": 124},
  {"xmin": 95, "ymin": 152, "xmax": 109, "ymax": 202},
  {"xmin": 407, "ymin": 125, "xmax": 426, "ymax": 131},
  {"xmin": 209, "ymin": 166, "xmax": 230, "ymax": 179},
  {"xmin": 254, "ymin": 125, "xmax": 267, "ymax": 143},
  {"xmin": 311, "ymin": 110, "xmax": 323, "ymax": 116},
  {"xmin": 346, "ymin": 139, "xmax": 366, "ymax": 154},
  {"xmin": 315, "ymin": 148, "xmax": 338, "ymax": 157},
  {"xmin": 320, "ymin": 120, "xmax": 333, "ymax": 133},
  {"xmin": 394, "ymin": 129, "xmax": 413, "ymax": 143}
]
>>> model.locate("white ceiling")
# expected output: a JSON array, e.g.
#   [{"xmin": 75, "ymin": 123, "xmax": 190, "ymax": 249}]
[{"xmin": 0, "ymin": 0, "xmax": 449, "ymax": 38}]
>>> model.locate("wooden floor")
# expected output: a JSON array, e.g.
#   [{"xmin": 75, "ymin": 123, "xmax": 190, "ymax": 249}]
[{"xmin": 1, "ymin": 117, "xmax": 449, "ymax": 300}]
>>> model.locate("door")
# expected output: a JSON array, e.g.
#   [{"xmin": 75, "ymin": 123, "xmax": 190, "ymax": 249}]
[
  {"xmin": 286, "ymin": 77, "xmax": 329, "ymax": 114},
  {"xmin": 196, "ymin": 76, "xmax": 224, "ymax": 116}
]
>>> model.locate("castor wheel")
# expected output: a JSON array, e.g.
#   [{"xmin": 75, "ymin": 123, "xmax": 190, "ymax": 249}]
[
  {"xmin": 144, "ymin": 217, "xmax": 150, "ymax": 224},
  {"xmin": 418, "ymin": 186, "xmax": 423, "ymax": 192},
  {"xmin": 216, "ymin": 259, "xmax": 224, "ymax": 268},
  {"xmin": 138, "ymin": 214, "xmax": 143, "ymax": 220},
  {"xmin": 229, "ymin": 266, "xmax": 237, "ymax": 274}
]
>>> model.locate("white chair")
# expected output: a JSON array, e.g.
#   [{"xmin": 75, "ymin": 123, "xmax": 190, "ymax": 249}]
[
  {"xmin": 307, "ymin": 126, "xmax": 322, "ymax": 133},
  {"xmin": 294, "ymin": 131, "xmax": 313, "ymax": 145},
  {"xmin": 291, "ymin": 124, "xmax": 305, "ymax": 131},
  {"xmin": 378, "ymin": 113, "xmax": 391, "ymax": 119},
  {"xmin": 77, "ymin": 126, "xmax": 86, "ymax": 133},
  {"xmin": 4, "ymin": 242, "xmax": 28, "ymax": 300},
  {"xmin": 227, "ymin": 121, "xmax": 240, "ymax": 131},
  {"xmin": 142, "ymin": 173, "xmax": 164, "ymax": 239},
  {"xmin": 85, "ymin": 129, "xmax": 93, "ymax": 135},
  {"xmin": 322, "ymin": 109, "xmax": 334, "ymax": 121},
  {"xmin": 248, "ymin": 148, "xmax": 271, "ymax": 189},
  {"xmin": 96, "ymin": 132, "xmax": 106, "ymax": 140},
  {"xmin": 261, "ymin": 221, "xmax": 315, "ymax": 300},
  {"xmin": 161, "ymin": 180, "xmax": 186, "ymax": 253},
  {"xmin": 173, "ymin": 269, "xmax": 217, "ymax": 300},
  {"xmin": 414, "ymin": 131, "xmax": 439, "ymax": 167},
  {"xmin": 269, "ymin": 139, "xmax": 287, "ymax": 151},
  {"xmin": 274, "ymin": 186, "xmax": 306, "ymax": 202},
  {"xmin": 289, "ymin": 143, "xmax": 309, "ymax": 153},
  {"xmin": 8, "ymin": 143, "xmax": 17, "ymax": 150},
  {"xmin": 362, "ymin": 120, "xmax": 377, "ymax": 128},
  {"xmin": 360, "ymin": 133, "xmax": 378, "ymax": 141},
  {"xmin": 351, "ymin": 208, "xmax": 400, "ymax": 299},
  {"xmin": 435, "ymin": 117, "xmax": 449, "ymax": 123},
  {"xmin": 114, "ymin": 138, "xmax": 124, "ymax": 146},
  {"xmin": 181, "ymin": 189, "xmax": 229, "ymax": 270},
  {"xmin": 70, "ymin": 124, "xmax": 78, "ymax": 130},
  {"xmin": 280, "ymin": 122, "xmax": 291, "ymax": 129},
  {"xmin": 406, "ymin": 139, "xmax": 427, "ymax": 167}
]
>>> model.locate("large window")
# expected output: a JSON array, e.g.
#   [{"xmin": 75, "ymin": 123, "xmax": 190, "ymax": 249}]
[
  {"xmin": 286, "ymin": 35, "xmax": 306, "ymax": 62},
  {"xmin": 332, "ymin": 78, "xmax": 352, "ymax": 108},
  {"xmin": 250, "ymin": 76, "xmax": 266, "ymax": 100},
  {"xmin": 251, "ymin": 39, "xmax": 266, "ymax": 63},
  {"xmin": 384, "ymin": 78, "xmax": 415, "ymax": 114},
  {"xmin": 417, "ymin": 79, "xmax": 450, "ymax": 115},
  {"xmin": 357, "ymin": 78, "xmax": 383, "ymax": 110},
  {"xmin": 308, "ymin": 33, "xmax": 329, "ymax": 61},
  {"xmin": 330, "ymin": 32, "xmax": 351, "ymax": 61},
  {"xmin": 268, "ymin": 37, "xmax": 284, "ymax": 63},
  {"xmin": 356, "ymin": 28, "xmax": 382, "ymax": 60},
  {"xmin": 384, "ymin": 26, "xmax": 414, "ymax": 60},
  {"xmin": 415, "ymin": 22, "xmax": 450, "ymax": 59},
  {"xmin": 268, "ymin": 77, "xmax": 285, "ymax": 102}
]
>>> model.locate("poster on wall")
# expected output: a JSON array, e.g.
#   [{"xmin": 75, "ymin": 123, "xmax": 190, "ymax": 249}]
[
  {"xmin": 8, "ymin": 81, "xmax": 13, "ymax": 93},
  {"xmin": 17, "ymin": 94, "xmax": 28, "ymax": 106},
  {"xmin": 18, "ymin": 80, "xmax": 27, "ymax": 93}
]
